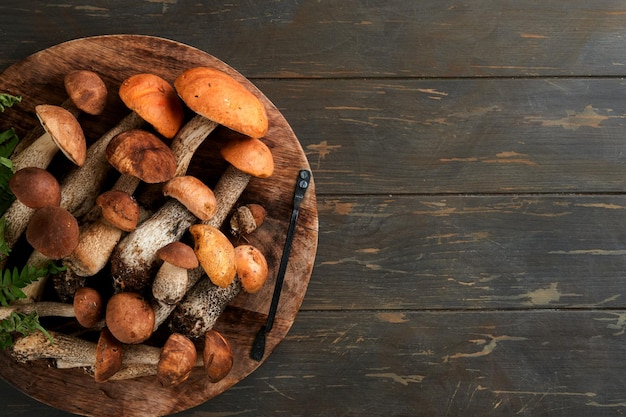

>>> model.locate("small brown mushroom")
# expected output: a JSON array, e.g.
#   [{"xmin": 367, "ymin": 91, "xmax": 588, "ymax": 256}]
[
  {"xmin": 119, "ymin": 73, "xmax": 184, "ymax": 139},
  {"xmin": 9, "ymin": 167, "xmax": 61, "ymax": 209},
  {"xmin": 26, "ymin": 206, "xmax": 79, "ymax": 259},
  {"xmin": 106, "ymin": 129, "xmax": 177, "ymax": 184},
  {"xmin": 34, "ymin": 104, "xmax": 87, "ymax": 167},
  {"xmin": 234, "ymin": 244, "xmax": 269, "ymax": 293},
  {"xmin": 157, "ymin": 333, "xmax": 197, "ymax": 387},
  {"xmin": 96, "ymin": 190, "xmax": 140, "ymax": 232},
  {"xmin": 72, "ymin": 287, "xmax": 104, "ymax": 328},
  {"xmin": 64, "ymin": 70, "xmax": 108, "ymax": 116},
  {"xmin": 152, "ymin": 242, "xmax": 198, "ymax": 307},
  {"xmin": 203, "ymin": 329, "xmax": 233, "ymax": 383},
  {"xmin": 230, "ymin": 203, "xmax": 266, "ymax": 236},
  {"xmin": 162, "ymin": 176, "xmax": 217, "ymax": 222},
  {"xmin": 94, "ymin": 328, "xmax": 123, "ymax": 382},
  {"xmin": 105, "ymin": 292, "xmax": 155, "ymax": 344}
]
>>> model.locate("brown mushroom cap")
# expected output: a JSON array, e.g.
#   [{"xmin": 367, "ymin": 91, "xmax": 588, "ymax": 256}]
[
  {"xmin": 157, "ymin": 333, "xmax": 197, "ymax": 387},
  {"xmin": 26, "ymin": 206, "xmax": 79, "ymax": 259},
  {"xmin": 174, "ymin": 67, "xmax": 269, "ymax": 139},
  {"xmin": 64, "ymin": 70, "xmax": 108, "ymax": 116},
  {"xmin": 96, "ymin": 190, "xmax": 140, "ymax": 232},
  {"xmin": 9, "ymin": 167, "xmax": 61, "ymax": 208},
  {"xmin": 106, "ymin": 129, "xmax": 177, "ymax": 183},
  {"xmin": 162, "ymin": 176, "xmax": 217, "ymax": 221},
  {"xmin": 73, "ymin": 287, "xmax": 104, "ymax": 328},
  {"xmin": 119, "ymin": 73, "xmax": 184, "ymax": 139},
  {"xmin": 94, "ymin": 328, "xmax": 123, "ymax": 382},
  {"xmin": 34, "ymin": 104, "xmax": 87, "ymax": 166},
  {"xmin": 157, "ymin": 241, "xmax": 199, "ymax": 269},
  {"xmin": 189, "ymin": 224, "xmax": 236, "ymax": 288},
  {"xmin": 234, "ymin": 244, "xmax": 269, "ymax": 293},
  {"xmin": 105, "ymin": 292, "xmax": 155, "ymax": 344},
  {"xmin": 203, "ymin": 329, "xmax": 233, "ymax": 383},
  {"xmin": 220, "ymin": 136, "xmax": 274, "ymax": 178}
]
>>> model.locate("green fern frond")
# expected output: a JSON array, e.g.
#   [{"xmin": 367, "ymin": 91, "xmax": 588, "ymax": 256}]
[
  {"xmin": 0, "ymin": 311, "xmax": 52, "ymax": 350},
  {"xmin": 0, "ymin": 262, "xmax": 65, "ymax": 307},
  {"xmin": 0, "ymin": 93, "xmax": 21, "ymax": 113}
]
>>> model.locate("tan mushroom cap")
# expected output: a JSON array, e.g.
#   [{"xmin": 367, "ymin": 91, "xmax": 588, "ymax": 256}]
[
  {"xmin": 26, "ymin": 206, "xmax": 79, "ymax": 259},
  {"xmin": 157, "ymin": 333, "xmax": 197, "ymax": 387},
  {"xmin": 105, "ymin": 292, "xmax": 155, "ymax": 344},
  {"xmin": 64, "ymin": 70, "xmax": 108, "ymax": 115},
  {"xmin": 162, "ymin": 176, "xmax": 217, "ymax": 221},
  {"xmin": 189, "ymin": 224, "xmax": 236, "ymax": 288},
  {"xmin": 157, "ymin": 241, "xmax": 199, "ymax": 269},
  {"xmin": 106, "ymin": 129, "xmax": 177, "ymax": 183},
  {"xmin": 174, "ymin": 67, "xmax": 269, "ymax": 139},
  {"xmin": 9, "ymin": 167, "xmax": 61, "ymax": 208},
  {"xmin": 234, "ymin": 244, "xmax": 269, "ymax": 293},
  {"xmin": 73, "ymin": 287, "xmax": 104, "ymax": 328},
  {"xmin": 94, "ymin": 328, "xmax": 123, "ymax": 382},
  {"xmin": 220, "ymin": 136, "xmax": 274, "ymax": 178},
  {"xmin": 119, "ymin": 73, "xmax": 184, "ymax": 139},
  {"xmin": 203, "ymin": 329, "xmax": 233, "ymax": 383},
  {"xmin": 35, "ymin": 104, "xmax": 87, "ymax": 166},
  {"xmin": 96, "ymin": 190, "xmax": 140, "ymax": 232}
]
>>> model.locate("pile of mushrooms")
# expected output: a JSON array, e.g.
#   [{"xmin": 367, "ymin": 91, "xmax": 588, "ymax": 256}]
[{"xmin": 3, "ymin": 65, "xmax": 275, "ymax": 386}]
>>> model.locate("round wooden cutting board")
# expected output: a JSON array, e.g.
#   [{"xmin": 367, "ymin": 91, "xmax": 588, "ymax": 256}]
[{"xmin": 0, "ymin": 35, "xmax": 318, "ymax": 416}]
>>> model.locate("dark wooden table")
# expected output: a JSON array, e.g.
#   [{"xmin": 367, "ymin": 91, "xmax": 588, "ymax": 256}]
[{"xmin": 3, "ymin": 1, "xmax": 626, "ymax": 416}]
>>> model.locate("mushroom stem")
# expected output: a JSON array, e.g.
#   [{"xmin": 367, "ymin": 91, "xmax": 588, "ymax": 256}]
[
  {"xmin": 110, "ymin": 164, "xmax": 249, "ymax": 292},
  {"xmin": 62, "ymin": 116, "xmax": 216, "ymax": 282},
  {"xmin": 0, "ymin": 301, "xmax": 75, "ymax": 321},
  {"xmin": 0, "ymin": 112, "xmax": 144, "ymax": 269},
  {"xmin": 13, "ymin": 331, "xmax": 203, "ymax": 381}
]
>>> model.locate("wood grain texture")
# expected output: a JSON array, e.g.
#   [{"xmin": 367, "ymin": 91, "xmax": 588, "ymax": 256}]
[
  {"xmin": 0, "ymin": 36, "xmax": 318, "ymax": 417},
  {"xmin": 4, "ymin": 0, "xmax": 626, "ymax": 78}
]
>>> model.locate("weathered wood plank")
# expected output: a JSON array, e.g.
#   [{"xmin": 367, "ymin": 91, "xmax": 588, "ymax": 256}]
[
  {"xmin": 304, "ymin": 194, "xmax": 626, "ymax": 310},
  {"xmin": 5, "ymin": 309, "xmax": 621, "ymax": 417},
  {"xmin": 255, "ymin": 78, "xmax": 626, "ymax": 194},
  {"xmin": 4, "ymin": 0, "xmax": 626, "ymax": 78}
]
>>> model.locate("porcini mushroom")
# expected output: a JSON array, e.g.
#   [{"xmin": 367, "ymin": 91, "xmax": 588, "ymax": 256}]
[
  {"xmin": 26, "ymin": 206, "xmax": 79, "ymax": 260},
  {"xmin": 157, "ymin": 333, "xmax": 197, "ymax": 387},
  {"xmin": 162, "ymin": 176, "xmax": 217, "ymax": 222},
  {"xmin": 110, "ymin": 66, "xmax": 272, "ymax": 293},
  {"xmin": 152, "ymin": 241, "xmax": 198, "ymax": 307},
  {"xmin": 64, "ymin": 70, "xmax": 108, "ymax": 116},
  {"xmin": 0, "ymin": 286, "xmax": 103, "ymax": 328},
  {"xmin": 105, "ymin": 292, "xmax": 155, "ymax": 344},
  {"xmin": 62, "ymin": 130, "xmax": 175, "ymax": 278},
  {"xmin": 1, "ymin": 105, "xmax": 87, "ymax": 254},
  {"xmin": 9, "ymin": 167, "xmax": 61, "ymax": 209},
  {"xmin": 230, "ymin": 203, "xmax": 266, "ymax": 236},
  {"xmin": 94, "ymin": 328, "xmax": 123, "ymax": 382},
  {"xmin": 203, "ymin": 329, "xmax": 233, "ymax": 383}
]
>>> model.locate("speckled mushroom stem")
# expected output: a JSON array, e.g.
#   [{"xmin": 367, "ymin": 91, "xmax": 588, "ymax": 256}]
[
  {"xmin": 13, "ymin": 331, "xmax": 203, "ymax": 381},
  {"xmin": 0, "ymin": 301, "xmax": 75, "ymax": 321},
  {"xmin": 0, "ymin": 112, "xmax": 144, "ymax": 269},
  {"xmin": 63, "ymin": 116, "xmax": 217, "ymax": 286}
]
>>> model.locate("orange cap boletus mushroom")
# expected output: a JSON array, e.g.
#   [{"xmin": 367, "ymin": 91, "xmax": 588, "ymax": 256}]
[
  {"xmin": 35, "ymin": 104, "xmax": 87, "ymax": 166},
  {"xmin": 106, "ymin": 129, "xmax": 177, "ymax": 183},
  {"xmin": 94, "ymin": 328, "xmax": 123, "ymax": 382},
  {"xmin": 9, "ymin": 167, "xmax": 61, "ymax": 208},
  {"xmin": 189, "ymin": 224, "xmax": 236, "ymax": 288},
  {"xmin": 162, "ymin": 176, "xmax": 217, "ymax": 222},
  {"xmin": 220, "ymin": 135, "xmax": 274, "ymax": 179},
  {"xmin": 234, "ymin": 244, "xmax": 269, "ymax": 293},
  {"xmin": 26, "ymin": 205, "xmax": 80, "ymax": 259},
  {"xmin": 119, "ymin": 73, "xmax": 184, "ymax": 139},
  {"xmin": 64, "ymin": 70, "xmax": 108, "ymax": 116},
  {"xmin": 174, "ymin": 66, "xmax": 269, "ymax": 139},
  {"xmin": 105, "ymin": 292, "xmax": 155, "ymax": 344}
]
